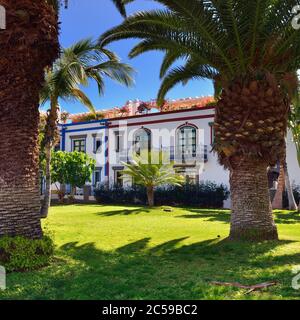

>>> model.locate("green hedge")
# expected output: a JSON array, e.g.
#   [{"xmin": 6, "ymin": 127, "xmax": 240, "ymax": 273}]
[
  {"xmin": 95, "ymin": 182, "xmax": 229, "ymax": 208},
  {"xmin": 0, "ymin": 234, "xmax": 54, "ymax": 272}
]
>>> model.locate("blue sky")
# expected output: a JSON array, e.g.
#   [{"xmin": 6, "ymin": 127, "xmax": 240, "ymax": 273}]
[{"xmin": 51, "ymin": 0, "xmax": 213, "ymax": 114}]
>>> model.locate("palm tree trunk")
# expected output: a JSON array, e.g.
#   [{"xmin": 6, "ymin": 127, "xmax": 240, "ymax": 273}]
[
  {"xmin": 40, "ymin": 142, "xmax": 52, "ymax": 219},
  {"xmin": 40, "ymin": 99, "xmax": 59, "ymax": 218},
  {"xmin": 71, "ymin": 186, "xmax": 76, "ymax": 198},
  {"xmin": 59, "ymin": 184, "xmax": 66, "ymax": 203},
  {"xmin": 229, "ymin": 157, "xmax": 278, "ymax": 241},
  {"xmin": 214, "ymin": 76, "xmax": 288, "ymax": 241},
  {"xmin": 272, "ymin": 164, "xmax": 285, "ymax": 210},
  {"xmin": 0, "ymin": 1, "xmax": 58, "ymax": 238},
  {"xmin": 283, "ymin": 161, "xmax": 297, "ymax": 211},
  {"xmin": 146, "ymin": 186, "xmax": 154, "ymax": 206}
]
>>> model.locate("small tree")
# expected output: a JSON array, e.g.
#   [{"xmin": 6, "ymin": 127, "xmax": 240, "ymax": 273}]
[
  {"xmin": 51, "ymin": 151, "xmax": 96, "ymax": 201},
  {"xmin": 122, "ymin": 155, "xmax": 184, "ymax": 206}
]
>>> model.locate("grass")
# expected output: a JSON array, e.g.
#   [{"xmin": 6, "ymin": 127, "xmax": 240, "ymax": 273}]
[{"xmin": 1, "ymin": 205, "xmax": 300, "ymax": 300}]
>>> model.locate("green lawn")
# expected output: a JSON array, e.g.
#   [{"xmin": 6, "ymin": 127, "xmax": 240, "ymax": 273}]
[{"xmin": 1, "ymin": 205, "xmax": 300, "ymax": 300}]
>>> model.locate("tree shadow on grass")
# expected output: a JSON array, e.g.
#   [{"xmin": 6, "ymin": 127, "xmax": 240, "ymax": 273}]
[
  {"xmin": 51, "ymin": 238, "xmax": 296, "ymax": 299},
  {"xmin": 95, "ymin": 207, "xmax": 151, "ymax": 217},
  {"xmin": 274, "ymin": 212, "xmax": 300, "ymax": 225},
  {"xmin": 178, "ymin": 209, "xmax": 300, "ymax": 226},
  {"xmin": 177, "ymin": 209, "xmax": 230, "ymax": 224},
  {"xmin": 116, "ymin": 238, "xmax": 151, "ymax": 254},
  {"xmin": 2, "ymin": 237, "xmax": 297, "ymax": 300}
]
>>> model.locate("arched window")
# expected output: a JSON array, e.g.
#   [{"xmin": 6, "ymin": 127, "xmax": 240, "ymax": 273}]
[
  {"xmin": 176, "ymin": 125, "xmax": 197, "ymax": 162},
  {"xmin": 133, "ymin": 128, "xmax": 151, "ymax": 157}
]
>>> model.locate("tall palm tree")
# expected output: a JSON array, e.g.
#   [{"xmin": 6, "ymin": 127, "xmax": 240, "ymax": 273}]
[
  {"xmin": 40, "ymin": 39, "xmax": 134, "ymax": 218},
  {"xmin": 100, "ymin": 0, "xmax": 300, "ymax": 240},
  {"xmin": 0, "ymin": 0, "xmax": 59, "ymax": 239},
  {"xmin": 0, "ymin": 0, "xmax": 131, "ymax": 239},
  {"xmin": 122, "ymin": 156, "xmax": 184, "ymax": 206}
]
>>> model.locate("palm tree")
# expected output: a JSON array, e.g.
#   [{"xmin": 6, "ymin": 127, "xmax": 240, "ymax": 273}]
[
  {"xmin": 100, "ymin": 0, "xmax": 300, "ymax": 240},
  {"xmin": 0, "ymin": 0, "xmax": 59, "ymax": 238},
  {"xmin": 40, "ymin": 39, "xmax": 134, "ymax": 218},
  {"xmin": 122, "ymin": 156, "xmax": 184, "ymax": 206},
  {"xmin": 0, "ymin": 0, "xmax": 131, "ymax": 239}
]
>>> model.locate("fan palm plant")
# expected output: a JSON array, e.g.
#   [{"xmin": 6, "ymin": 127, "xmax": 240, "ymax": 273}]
[
  {"xmin": 122, "ymin": 156, "xmax": 184, "ymax": 206},
  {"xmin": 40, "ymin": 38, "xmax": 134, "ymax": 218},
  {"xmin": 0, "ymin": 0, "xmax": 131, "ymax": 238},
  {"xmin": 100, "ymin": 0, "xmax": 300, "ymax": 240}
]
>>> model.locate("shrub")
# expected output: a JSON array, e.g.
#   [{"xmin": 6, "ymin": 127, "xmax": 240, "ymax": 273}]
[
  {"xmin": 0, "ymin": 234, "xmax": 55, "ymax": 272},
  {"xmin": 155, "ymin": 182, "xmax": 229, "ymax": 207},
  {"xmin": 95, "ymin": 184, "xmax": 147, "ymax": 205},
  {"xmin": 95, "ymin": 182, "xmax": 229, "ymax": 208}
]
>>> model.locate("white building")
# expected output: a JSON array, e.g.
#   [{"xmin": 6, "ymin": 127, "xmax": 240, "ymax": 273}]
[{"xmin": 58, "ymin": 98, "xmax": 300, "ymax": 206}]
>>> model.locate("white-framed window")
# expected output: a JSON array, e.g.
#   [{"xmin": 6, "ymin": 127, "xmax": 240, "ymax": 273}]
[
  {"xmin": 93, "ymin": 134, "xmax": 102, "ymax": 153},
  {"xmin": 115, "ymin": 170, "xmax": 123, "ymax": 187},
  {"xmin": 133, "ymin": 128, "xmax": 151, "ymax": 157},
  {"xmin": 72, "ymin": 138, "xmax": 86, "ymax": 152},
  {"xmin": 176, "ymin": 125, "xmax": 197, "ymax": 162},
  {"xmin": 114, "ymin": 131, "xmax": 124, "ymax": 153},
  {"xmin": 93, "ymin": 168, "xmax": 102, "ymax": 188}
]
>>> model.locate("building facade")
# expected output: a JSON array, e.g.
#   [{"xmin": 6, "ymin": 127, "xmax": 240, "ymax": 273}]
[{"xmin": 59, "ymin": 100, "xmax": 300, "ymax": 207}]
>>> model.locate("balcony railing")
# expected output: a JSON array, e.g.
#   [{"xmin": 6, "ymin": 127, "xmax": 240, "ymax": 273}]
[{"xmin": 115, "ymin": 145, "xmax": 208, "ymax": 165}]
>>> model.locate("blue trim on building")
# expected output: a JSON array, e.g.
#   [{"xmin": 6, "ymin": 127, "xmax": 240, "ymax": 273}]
[
  {"xmin": 104, "ymin": 127, "xmax": 109, "ymax": 178},
  {"xmin": 65, "ymin": 126, "xmax": 107, "ymax": 134},
  {"xmin": 61, "ymin": 119, "xmax": 108, "ymax": 128},
  {"xmin": 61, "ymin": 127, "xmax": 66, "ymax": 151}
]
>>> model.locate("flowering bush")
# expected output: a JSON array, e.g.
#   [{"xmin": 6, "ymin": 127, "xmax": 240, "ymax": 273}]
[{"xmin": 71, "ymin": 111, "xmax": 105, "ymax": 123}]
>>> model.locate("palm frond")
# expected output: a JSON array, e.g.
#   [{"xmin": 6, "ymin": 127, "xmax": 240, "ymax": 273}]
[
  {"xmin": 157, "ymin": 60, "xmax": 218, "ymax": 105},
  {"xmin": 41, "ymin": 38, "xmax": 135, "ymax": 112},
  {"xmin": 122, "ymin": 154, "xmax": 184, "ymax": 188},
  {"xmin": 99, "ymin": 0, "xmax": 300, "ymax": 100},
  {"xmin": 71, "ymin": 89, "xmax": 95, "ymax": 113}
]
